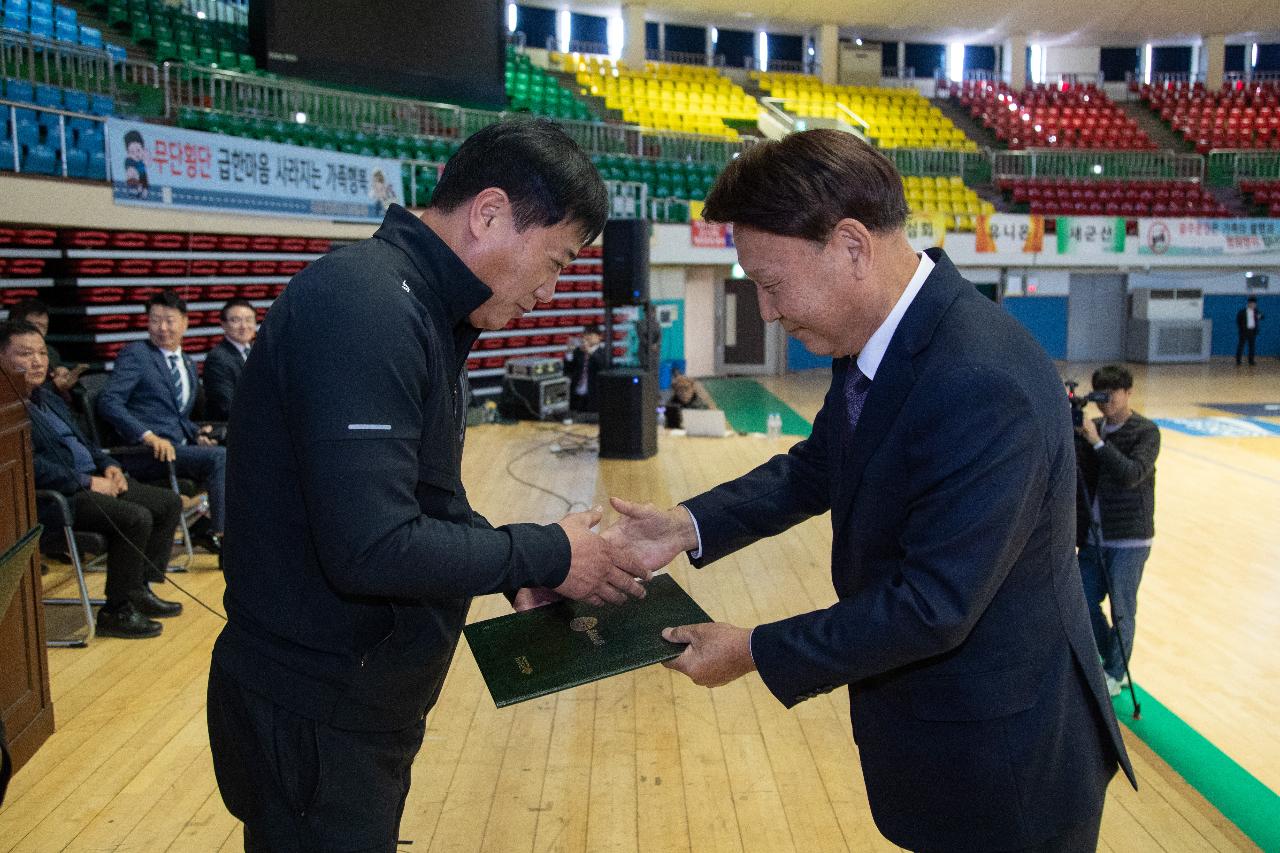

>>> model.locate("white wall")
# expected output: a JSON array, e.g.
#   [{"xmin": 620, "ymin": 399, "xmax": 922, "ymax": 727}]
[
  {"xmin": 1044, "ymin": 46, "xmax": 1101, "ymax": 78},
  {"xmin": 1128, "ymin": 268, "xmax": 1279, "ymax": 294},
  {"xmin": 682, "ymin": 266, "xmax": 722, "ymax": 377}
]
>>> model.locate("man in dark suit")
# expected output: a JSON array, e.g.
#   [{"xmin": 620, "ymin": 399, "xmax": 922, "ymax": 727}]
[
  {"xmin": 564, "ymin": 322, "xmax": 608, "ymax": 412},
  {"xmin": 203, "ymin": 298, "xmax": 256, "ymax": 421},
  {"xmin": 603, "ymin": 131, "xmax": 1134, "ymax": 853},
  {"xmin": 3, "ymin": 320, "xmax": 182, "ymax": 638},
  {"xmin": 97, "ymin": 291, "xmax": 226, "ymax": 552},
  {"xmin": 1235, "ymin": 295, "xmax": 1263, "ymax": 366}
]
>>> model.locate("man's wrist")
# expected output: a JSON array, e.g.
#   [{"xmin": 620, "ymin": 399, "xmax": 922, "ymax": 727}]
[{"xmin": 1092, "ymin": 439, "xmax": 1105, "ymax": 451}]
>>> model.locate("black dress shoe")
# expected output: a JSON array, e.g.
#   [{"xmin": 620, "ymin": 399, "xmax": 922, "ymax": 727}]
[
  {"xmin": 192, "ymin": 531, "xmax": 222, "ymax": 556},
  {"xmin": 145, "ymin": 565, "xmax": 167, "ymax": 584},
  {"xmin": 131, "ymin": 588, "xmax": 183, "ymax": 618},
  {"xmin": 96, "ymin": 602, "xmax": 163, "ymax": 639}
]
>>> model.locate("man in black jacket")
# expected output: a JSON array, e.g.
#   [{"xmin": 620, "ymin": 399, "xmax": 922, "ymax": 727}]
[
  {"xmin": 208, "ymin": 119, "xmax": 647, "ymax": 853},
  {"xmin": 564, "ymin": 322, "xmax": 608, "ymax": 412},
  {"xmin": 1235, "ymin": 295, "xmax": 1263, "ymax": 366},
  {"xmin": 1075, "ymin": 364, "xmax": 1161, "ymax": 697},
  {"xmin": 202, "ymin": 298, "xmax": 256, "ymax": 421},
  {"xmin": 2, "ymin": 321, "xmax": 182, "ymax": 639}
]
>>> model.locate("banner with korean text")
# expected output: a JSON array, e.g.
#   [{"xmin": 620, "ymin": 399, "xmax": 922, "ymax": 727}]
[
  {"xmin": 106, "ymin": 118, "xmax": 402, "ymax": 222},
  {"xmin": 975, "ymin": 214, "xmax": 1044, "ymax": 253},
  {"xmin": 906, "ymin": 213, "xmax": 947, "ymax": 251},
  {"xmin": 1137, "ymin": 218, "xmax": 1280, "ymax": 256},
  {"xmin": 1056, "ymin": 217, "xmax": 1126, "ymax": 254}
]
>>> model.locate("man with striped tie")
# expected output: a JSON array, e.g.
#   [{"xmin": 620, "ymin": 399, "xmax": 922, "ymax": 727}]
[{"xmin": 98, "ymin": 291, "xmax": 227, "ymax": 558}]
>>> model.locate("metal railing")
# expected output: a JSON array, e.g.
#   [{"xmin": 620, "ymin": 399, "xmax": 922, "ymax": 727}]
[
  {"xmin": 889, "ymin": 148, "xmax": 991, "ymax": 184},
  {"xmin": 991, "ymin": 148, "xmax": 1204, "ymax": 183},
  {"xmin": 163, "ymin": 63, "xmax": 757, "ymax": 162},
  {"xmin": 645, "ymin": 49, "xmax": 725, "ymax": 68},
  {"xmin": 759, "ymin": 97, "xmax": 797, "ymax": 133},
  {"xmin": 2, "ymin": 98, "xmax": 108, "ymax": 177},
  {"xmin": 833, "ymin": 102, "xmax": 869, "ymax": 133},
  {"xmin": 178, "ymin": 0, "xmax": 249, "ymax": 28},
  {"xmin": 1205, "ymin": 149, "xmax": 1280, "ymax": 187},
  {"xmin": 1224, "ymin": 70, "xmax": 1280, "ymax": 86},
  {"xmin": 1, "ymin": 30, "xmax": 119, "ymax": 97}
]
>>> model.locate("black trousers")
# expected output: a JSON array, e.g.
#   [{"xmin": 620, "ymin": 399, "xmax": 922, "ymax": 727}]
[
  {"xmin": 207, "ymin": 663, "xmax": 427, "ymax": 853},
  {"xmin": 1236, "ymin": 329, "xmax": 1258, "ymax": 364},
  {"xmin": 1003, "ymin": 811, "xmax": 1103, "ymax": 852},
  {"xmin": 71, "ymin": 479, "xmax": 182, "ymax": 606}
]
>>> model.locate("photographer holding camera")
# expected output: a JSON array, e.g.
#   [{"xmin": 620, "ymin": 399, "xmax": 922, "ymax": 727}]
[{"xmin": 1073, "ymin": 365, "xmax": 1161, "ymax": 697}]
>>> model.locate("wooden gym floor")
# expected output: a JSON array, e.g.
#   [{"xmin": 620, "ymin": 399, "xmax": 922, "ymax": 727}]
[{"xmin": 1, "ymin": 358, "xmax": 1275, "ymax": 852}]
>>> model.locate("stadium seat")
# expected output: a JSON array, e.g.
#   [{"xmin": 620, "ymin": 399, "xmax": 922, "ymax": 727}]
[
  {"xmin": 64, "ymin": 146, "xmax": 87, "ymax": 177},
  {"xmin": 23, "ymin": 143, "xmax": 59, "ymax": 175},
  {"xmin": 78, "ymin": 25, "xmax": 102, "ymax": 47},
  {"xmin": 0, "ymin": 139, "xmax": 14, "ymax": 171},
  {"xmin": 87, "ymin": 149, "xmax": 107, "ymax": 179},
  {"xmin": 90, "ymin": 94, "xmax": 115, "ymax": 115},
  {"xmin": 958, "ymin": 81, "xmax": 1156, "ymax": 150}
]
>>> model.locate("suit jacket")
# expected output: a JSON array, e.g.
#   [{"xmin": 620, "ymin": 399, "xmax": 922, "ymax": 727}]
[
  {"xmin": 97, "ymin": 340, "xmax": 201, "ymax": 445},
  {"xmin": 564, "ymin": 343, "xmax": 608, "ymax": 410},
  {"xmin": 684, "ymin": 249, "xmax": 1134, "ymax": 852},
  {"xmin": 202, "ymin": 338, "xmax": 246, "ymax": 421},
  {"xmin": 27, "ymin": 385, "xmax": 118, "ymax": 495},
  {"xmin": 1236, "ymin": 307, "xmax": 1263, "ymax": 333}
]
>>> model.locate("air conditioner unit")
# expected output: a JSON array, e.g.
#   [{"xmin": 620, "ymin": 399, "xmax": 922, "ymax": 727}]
[{"xmin": 1130, "ymin": 288, "xmax": 1203, "ymax": 321}]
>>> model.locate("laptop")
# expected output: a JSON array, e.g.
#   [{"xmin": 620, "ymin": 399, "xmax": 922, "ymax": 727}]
[{"xmin": 679, "ymin": 408, "xmax": 729, "ymax": 437}]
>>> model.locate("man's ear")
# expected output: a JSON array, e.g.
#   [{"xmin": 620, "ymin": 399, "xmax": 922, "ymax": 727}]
[
  {"xmin": 831, "ymin": 218, "xmax": 874, "ymax": 279},
  {"xmin": 467, "ymin": 187, "xmax": 511, "ymax": 239}
]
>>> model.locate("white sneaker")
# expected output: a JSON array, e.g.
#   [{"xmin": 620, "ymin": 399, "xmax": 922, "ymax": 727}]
[{"xmin": 1105, "ymin": 675, "xmax": 1122, "ymax": 697}]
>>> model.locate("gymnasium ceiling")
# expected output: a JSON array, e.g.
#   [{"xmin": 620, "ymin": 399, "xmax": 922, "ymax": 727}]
[{"xmin": 563, "ymin": 0, "xmax": 1280, "ymax": 45}]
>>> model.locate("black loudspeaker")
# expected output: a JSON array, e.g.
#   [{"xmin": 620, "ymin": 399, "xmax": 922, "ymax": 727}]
[
  {"xmin": 598, "ymin": 368, "xmax": 658, "ymax": 459},
  {"xmin": 603, "ymin": 219, "xmax": 649, "ymax": 304}
]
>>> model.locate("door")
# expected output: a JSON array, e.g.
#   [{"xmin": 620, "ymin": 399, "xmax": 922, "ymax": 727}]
[
  {"xmin": 1066, "ymin": 273, "xmax": 1128, "ymax": 362},
  {"xmin": 716, "ymin": 278, "xmax": 781, "ymax": 375}
]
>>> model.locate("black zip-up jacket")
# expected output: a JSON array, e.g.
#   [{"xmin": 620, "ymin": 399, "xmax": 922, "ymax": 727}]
[
  {"xmin": 212, "ymin": 205, "xmax": 572, "ymax": 731},
  {"xmin": 1074, "ymin": 411, "xmax": 1160, "ymax": 546}
]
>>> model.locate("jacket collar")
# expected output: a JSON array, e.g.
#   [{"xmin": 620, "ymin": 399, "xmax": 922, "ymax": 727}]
[{"xmin": 372, "ymin": 204, "xmax": 493, "ymax": 328}]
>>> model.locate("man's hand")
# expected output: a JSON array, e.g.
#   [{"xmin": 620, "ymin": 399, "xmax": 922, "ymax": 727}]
[
  {"xmin": 143, "ymin": 433, "xmax": 176, "ymax": 461},
  {"xmin": 104, "ymin": 465, "xmax": 129, "ymax": 493},
  {"xmin": 554, "ymin": 506, "xmax": 650, "ymax": 606},
  {"xmin": 1076, "ymin": 417, "xmax": 1101, "ymax": 446},
  {"xmin": 601, "ymin": 497, "xmax": 699, "ymax": 575},
  {"xmin": 89, "ymin": 475, "xmax": 121, "ymax": 497},
  {"xmin": 512, "ymin": 587, "xmax": 564, "ymax": 611},
  {"xmin": 196, "ymin": 434, "xmax": 216, "ymax": 447},
  {"xmin": 52, "ymin": 363, "xmax": 87, "ymax": 392},
  {"xmin": 661, "ymin": 622, "xmax": 756, "ymax": 688}
]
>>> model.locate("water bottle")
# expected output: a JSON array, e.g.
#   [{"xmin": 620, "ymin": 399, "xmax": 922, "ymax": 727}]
[{"xmin": 766, "ymin": 412, "xmax": 782, "ymax": 440}]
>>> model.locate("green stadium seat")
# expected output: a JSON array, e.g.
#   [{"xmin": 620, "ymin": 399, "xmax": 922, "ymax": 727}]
[
  {"xmin": 177, "ymin": 41, "xmax": 197, "ymax": 63},
  {"xmin": 237, "ymin": 53, "xmax": 255, "ymax": 73},
  {"xmin": 217, "ymin": 50, "xmax": 236, "ymax": 69},
  {"xmin": 197, "ymin": 46, "xmax": 216, "ymax": 66},
  {"xmin": 154, "ymin": 38, "xmax": 178, "ymax": 63}
]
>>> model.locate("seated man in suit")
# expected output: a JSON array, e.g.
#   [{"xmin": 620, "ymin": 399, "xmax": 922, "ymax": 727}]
[
  {"xmin": 203, "ymin": 298, "xmax": 256, "ymax": 422},
  {"xmin": 8, "ymin": 298, "xmax": 89, "ymax": 400},
  {"xmin": 97, "ymin": 291, "xmax": 226, "ymax": 555},
  {"xmin": 3, "ymin": 320, "xmax": 182, "ymax": 639},
  {"xmin": 564, "ymin": 323, "xmax": 609, "ymax": 412}
]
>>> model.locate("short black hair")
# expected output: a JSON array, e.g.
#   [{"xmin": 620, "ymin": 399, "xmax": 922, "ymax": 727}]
[
  {"xmin": 1, "ymin": 319, "xmax": 44, "ymax": 351},
  {"xmin": 431, "ymin": 118, "xmax": 609, "ymax": 244},
  {"xmin": 220, "ymin": 298, "xmax": 255, "ymax": 323},
  {"xmin": 9, "ymin": 298, "xmax": 50, "ymax": 323},
  {"xmin": 148, "ymin": 291, "xmax": 188, "ymax": 315},
  {"xmin": 582, "ymin": 323, "xmax": 602, "ymax": 336},
  {"xmin": 1246, "ymin": 296, "xmax": 1258, "ymax": 303},
  {"xmin": 703, "ymin": 129, "xmax": 910, "ymax": 242},
  {"xmin": 1092, "ymin": 364, "xmax": 1134, "ymax": 392},
  {"xmin": 124, "ymin": 129, "xmax": 144, "ymax": 147}
]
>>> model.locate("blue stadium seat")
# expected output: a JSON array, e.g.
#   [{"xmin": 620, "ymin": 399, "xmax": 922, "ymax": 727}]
[
  {"xmin": 87, "ymin": 149, "xmax": 106, "ymax": 179},
  {"xmin": 62, "ymin": 89, "xmax": 88, "ymax": 113},
  {"xmin": 22, "ymin": 143, "xmax": 58, "ymax": 175},
  {"xmin": 53, "ymin": 3, "xmax": 73, "ymax": 25},
  {"xmin": 29, "ymin": 0, "xmax": 51, "ymax": 16},
  {"xmin": 64, "ymin": 146, "xmax": 87, "ymax": 177},
  {"xmin": 5, "ymin": 79, "xmax": 35, "ymax": 103},
  {"xmin": 34, "ymin": 84, "xmax": 61, "ymax": 108},
  {"xmin": 78, "ymin": 24, "xmax": 101, "ymax": 47},
  {"xmin": 76, "ymin": 127, "xmax": 103, "ymax": 152},
  {"xmin": 3, "ymin": 11, "xmax": 29, "ymax": 32},
  {"xmin": 0, "ymin": 139, "xmax": 15, "ymax": 171},
  {"xmin": 90, "ymin": 94, "xmax": 114, "ymax": 115},
  {"xmin": 54, "ymin": 19, "xmax": 76, "ymax": 41},
  {"xmin": 105, "ymin": 43, "xmax": 126, "ymax": 63},
  {"xmin": 6, "ymin": 0, "xmax": 31, "ymax": 14},
  {"xmin": 13, "ymin": 119, "xmax": 40, "ymax": 149},
  {"xmin": 28, "ymin": 15, "xmax": 53, "ymax": 38}
]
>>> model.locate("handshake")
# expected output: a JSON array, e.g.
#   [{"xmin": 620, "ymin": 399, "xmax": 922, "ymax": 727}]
[
  {"xmin": 518, "ymin": 498, "xmax": 757, "ymax": 689},
  {"xmin": 521, "ymin": 497, "xmax": 699, "ymax": 609}
]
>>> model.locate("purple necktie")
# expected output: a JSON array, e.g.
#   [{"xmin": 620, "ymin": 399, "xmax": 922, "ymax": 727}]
[{"xmin": 845, "ymin": 365, "xmax": 872, "ymax": 431}]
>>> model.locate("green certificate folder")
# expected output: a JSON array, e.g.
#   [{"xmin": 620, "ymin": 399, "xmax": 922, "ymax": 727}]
[{"xmin": 464, "ymin": 573, "xmax": 712, "ymax": 708}]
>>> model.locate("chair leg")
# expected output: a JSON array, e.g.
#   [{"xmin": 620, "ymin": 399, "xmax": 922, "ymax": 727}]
[
  {"xmin": 169, "ymin": 464, "xmax": 195, "ymax": 567},
  {"xmin": 43, "ymin": 525, "xmax": 99, "ymax": 648}
]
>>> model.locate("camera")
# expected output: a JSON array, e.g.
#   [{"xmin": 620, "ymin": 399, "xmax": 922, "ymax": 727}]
[{"xmin": 1065, "ymin": 380, "xmax": 1110, "ymax": 428}]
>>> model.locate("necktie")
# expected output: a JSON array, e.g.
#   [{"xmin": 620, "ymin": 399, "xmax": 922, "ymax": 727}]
[
  {"xmin": 844, "ymin": 364, "xmax": 872, "ymax": 432},
  {"xmin": 168, "ymin": 354, "xmax": 185, "ymax": 410}
]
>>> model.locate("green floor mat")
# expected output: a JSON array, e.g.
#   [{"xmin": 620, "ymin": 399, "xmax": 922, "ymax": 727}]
[{"xmin": 700, "ymin": 377, "xmax": 811, "ymax": 437}]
